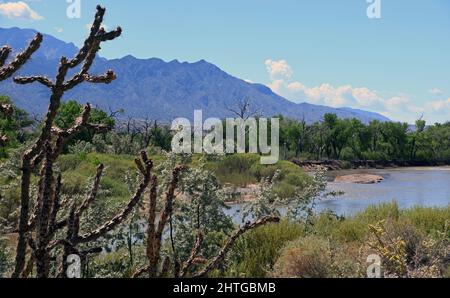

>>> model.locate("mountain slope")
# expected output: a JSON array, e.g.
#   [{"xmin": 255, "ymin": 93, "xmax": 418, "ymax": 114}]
[{"xmin": 0, "ymin": 27, "xmax": 390, "ymax": 123}]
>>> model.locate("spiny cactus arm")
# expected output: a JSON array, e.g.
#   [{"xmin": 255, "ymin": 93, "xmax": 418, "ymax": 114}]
[
  {"xmin": 193, "ymin": 216, "xmax": 280, "ymax": 278},
  {"xmin": 76, "ymin": 164, "xmax": 104, "ymax": 217},
  {"xmin": 181, "ymin": 231, "xmax": 204, "ymax": 277},
  {"xmin": 83, "ymin": 70, "xmax": 117, "ymax": 84},
  {"xmin": 76, "ymin": 153, "xmax": 153, "ymax": 244},
  {"xmin": 28, "ymin": 104, "xmax": 108, "ymax": 167},
  {"xmin": 146, "ymin": 176, "xmax": 158, "ymax": 267},
  {"xmin": 69, "ymin": 6, "xmax": 121, "ymax": 68},
  {"xmin": 12, "ymin": 6, "xmax": 121, "ymax": 278},
  {"xmin": 151, "ymin": 166, "xmax": 185, "ymax": 273},
  {"xmin": 14, "ymin": 75, "xmax": 54, "ymax": 88},
  {"xmin": 63, "ymin": 43, "xmax": 118, "ymax": 91},
  {"xmin": 0, "ymin": 33, "xmax": 43, "ymax": 81},
  {"xmin": 48, "ymin": 175, "xmax": 62, "ymax": 235},
  {"xmin": 0, "ymin": 46, "xmax": 12, "ymax": 67}
]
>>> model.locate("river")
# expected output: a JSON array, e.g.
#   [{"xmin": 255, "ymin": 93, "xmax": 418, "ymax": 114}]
[
  {"xmin": 226, "ymin": 167, "xmax": 450, "ymax": 220},
  {"xmin": 318, "ymin": 166, "xmax": 450, "ymax": 216}
]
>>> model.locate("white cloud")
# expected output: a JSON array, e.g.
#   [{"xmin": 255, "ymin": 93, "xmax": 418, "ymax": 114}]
[
  {"xmin": 426, "ymin": 98, "xmax": 450, "ymax": 113},
  {"xmin": 0, "ymin": 1, "xmax": 43, "ymax": 20},
  {"xmin": 54, "ymin": 27, "xmax": 64, "ymax": 33},
  {"xmin": 264, "ymin": 58, "xmax": 448, "ymax": 123},
  {"xmin": 429, "ymin": 88, "xmax": 443, "ymax": 96},
  {"xmin": 265, "ymin": 59, "xmax": 293, "ymax": 81}
]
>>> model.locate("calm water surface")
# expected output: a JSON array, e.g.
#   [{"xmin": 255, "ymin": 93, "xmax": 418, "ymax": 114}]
[
  {"xmin": 317, "ymin": 167, "xmax": 450, "ymax": 216},
  {"xmin": 226, "ymin": 167, "xmax": 450, "ymax": 220}
]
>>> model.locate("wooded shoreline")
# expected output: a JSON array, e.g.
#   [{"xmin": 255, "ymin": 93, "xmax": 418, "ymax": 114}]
[{"xmin": 292, "ymin": 159, "xmax": 450, "ymax": 171}]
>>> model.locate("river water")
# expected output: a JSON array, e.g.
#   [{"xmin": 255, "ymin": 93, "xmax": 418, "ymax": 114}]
[
  {"xmin": 317, "ymin": 167, "xmax": 450, "ymax": 216},
  {"xmin": 226, "ymin": 167, "xmax": 450, "ymax": 220}
]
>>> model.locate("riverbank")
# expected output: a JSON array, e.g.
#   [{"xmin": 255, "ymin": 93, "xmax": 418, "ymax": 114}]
[{"xmin": 292, "ymin": 159, "xmax": 450, "ymax": 172}]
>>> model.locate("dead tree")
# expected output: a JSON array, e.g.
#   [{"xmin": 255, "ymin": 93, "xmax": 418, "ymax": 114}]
[
  {"xmin": 0, "ymin": 33, "xmax": 43, "ymax": 147},
  {"xmin": 225, "ymin": 97, "xmax": 261, "ymax": 120},
  {"xmin": 132, "ymin": 166, "xmax": 280, "ymax": 278},
  {"xmin": 10, "ymin": 5, "xmax": 129, "ymax": 278}
]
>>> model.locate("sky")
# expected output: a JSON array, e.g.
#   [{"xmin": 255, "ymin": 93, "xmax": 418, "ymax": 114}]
[{"xmin": 0, "ymin": 0, "xmax": 449, "ymax": 124}]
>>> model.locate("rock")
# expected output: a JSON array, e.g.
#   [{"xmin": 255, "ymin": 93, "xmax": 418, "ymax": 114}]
[{"xmin": 334, "ymin": 174, "xmax": 384, "ymax": 184}]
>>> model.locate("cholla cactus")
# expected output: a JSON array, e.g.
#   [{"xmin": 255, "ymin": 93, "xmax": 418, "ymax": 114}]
[
  {"xmin": 9, "ymin": 5, "xmax": 131, "ymax": 278},
  {"xmin": 0, "ymin": 33, "xmax": 42, "ymax": 147}
]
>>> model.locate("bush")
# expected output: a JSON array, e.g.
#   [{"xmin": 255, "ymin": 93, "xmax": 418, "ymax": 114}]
[
  {"xmin": 271, "ymin": 235, "xmax": 364, "ymax": 278},
  {"xmin": 271, "ymin": 236, "xmax": 333, "ymax": 278},
  {"xmin": 367, "ymin": 218, "xmax": 449, "ymax": 278},
  {"xmin": 226, "ymin": 221, "xmax": 305, "ymax": 277}
]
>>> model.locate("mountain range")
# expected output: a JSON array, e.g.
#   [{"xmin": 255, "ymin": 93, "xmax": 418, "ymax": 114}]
[{"xmin": 0, "ymin": 27, "xmax": 390, "ymax": 124}]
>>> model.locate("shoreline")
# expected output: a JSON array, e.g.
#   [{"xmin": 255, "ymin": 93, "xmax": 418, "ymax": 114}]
[{"xmin": 292, "ymin": 159, "xmax": 450, "ymax": 172}]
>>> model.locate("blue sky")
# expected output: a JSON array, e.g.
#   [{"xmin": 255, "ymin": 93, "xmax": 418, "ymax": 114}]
[{"xmin": 0, "ymin": 0, "xmax": 449, "ymax": 123}]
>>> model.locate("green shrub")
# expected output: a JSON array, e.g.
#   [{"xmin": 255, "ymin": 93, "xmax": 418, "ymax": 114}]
[{"xmin": 226, "ymin": 221, "xmax": 305, "ymax": 277}]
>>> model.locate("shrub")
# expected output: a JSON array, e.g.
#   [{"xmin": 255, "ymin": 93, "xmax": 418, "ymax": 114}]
[
  {"xmin": 367, "ymin": 218, "xmax": 449, "ymax": 278},
  {"xmin": 271, "ymin": 236, "xmax": 333, "ymax": 278},
  {"xmin": 226, "ymin": 221, "xmax": 305, "ymax": 277},
  {"xmin": 271, "ymin": 235, "xmax": 364, "ymax": 278}
]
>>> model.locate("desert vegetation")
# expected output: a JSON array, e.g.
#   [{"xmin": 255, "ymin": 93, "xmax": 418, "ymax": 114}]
[{"xmin": 0, "ymin": 5, "xmax": 448, "ymax": 279}]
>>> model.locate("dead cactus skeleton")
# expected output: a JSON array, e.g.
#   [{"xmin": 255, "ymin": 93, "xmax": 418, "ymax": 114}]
[
  {"xmin": 10, "ymin": 5, "xmax": 124, "ymax": 278},
  {"xmin": 0, "ymin": 32, "xmax": 42, "ymax": 147}
]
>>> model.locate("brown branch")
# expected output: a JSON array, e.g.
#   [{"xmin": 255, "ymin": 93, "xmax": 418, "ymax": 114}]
[{"xmin": 193, "ymin": 216, "xmax": 280, "ymax": 278}]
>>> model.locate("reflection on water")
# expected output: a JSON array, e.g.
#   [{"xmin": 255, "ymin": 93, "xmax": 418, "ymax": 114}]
[{"xmin": 318, "ymin": 167, "xmax": 450, "ymax": 216}]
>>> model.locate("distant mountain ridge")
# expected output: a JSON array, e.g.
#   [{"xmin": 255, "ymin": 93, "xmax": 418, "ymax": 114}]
[{"xmin": 0, "ymin": 27, "xmax": 390, "ymax": 124}]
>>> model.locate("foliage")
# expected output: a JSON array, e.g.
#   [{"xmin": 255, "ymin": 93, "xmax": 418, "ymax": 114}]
[
  {"xmin": 226, "ymin": 203, "xmax": 450, "ymax": 278},
  {"xmin": 278, "ymin": 113, "xmax": 450, "ymax": 162}
]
